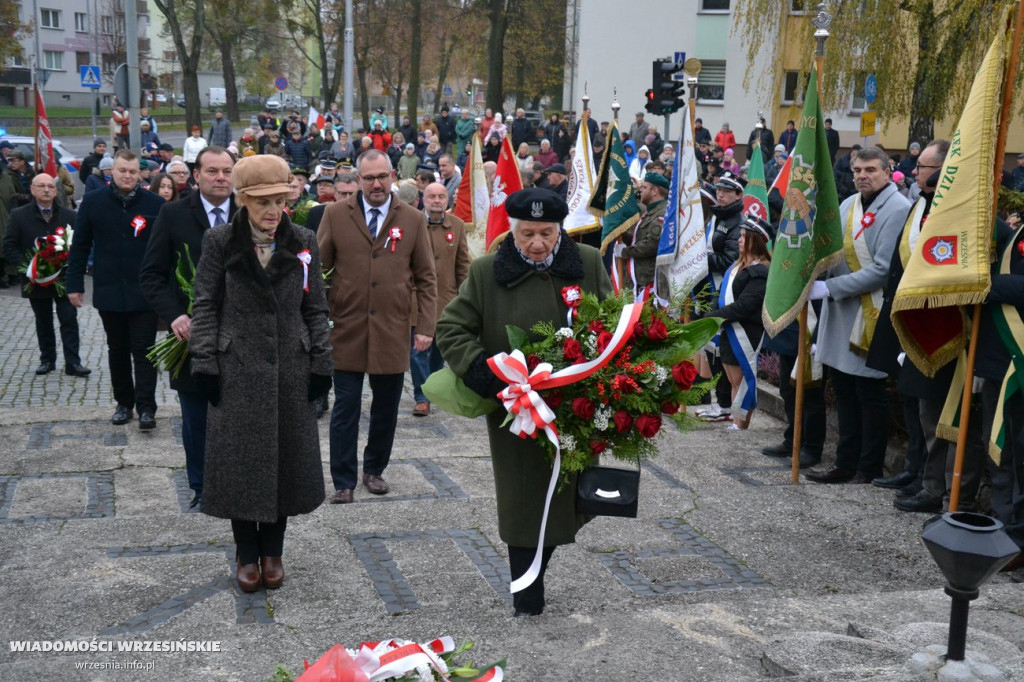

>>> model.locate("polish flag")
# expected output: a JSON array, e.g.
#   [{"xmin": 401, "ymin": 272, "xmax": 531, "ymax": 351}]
[
  {"xmin": 308, "ymin": 106, "xmax": 326, "ymax": 133},
  {"xmin": 485, "ymin": 135, "xmax": 524, "ymax": 252},
  {"xmin": 769, "ymin": 154, "xmax": 793, "ymax": 195}
]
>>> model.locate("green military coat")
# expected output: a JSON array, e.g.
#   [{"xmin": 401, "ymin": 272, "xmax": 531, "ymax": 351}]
[
  {"xmin": 620, "ymin": 198, "xmax": 666, "ymax": 291},
  {"xmin": 435, "ymin": 232, "xmax": 613, "ymax": 547}
]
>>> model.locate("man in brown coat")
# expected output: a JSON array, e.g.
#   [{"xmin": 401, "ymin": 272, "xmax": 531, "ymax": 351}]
[
  {"xmin": 317, "ymin": 150, "xmax": 438, "ymax": 503},
  {"xmin": 410, "ymin": 182, "xmax": 470, "ymax": 416}
]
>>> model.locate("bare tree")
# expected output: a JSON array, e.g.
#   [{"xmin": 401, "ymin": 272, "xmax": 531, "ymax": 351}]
[{"xmin": 151, "ymin": 0, "xmax": 206, "ymax": 129}]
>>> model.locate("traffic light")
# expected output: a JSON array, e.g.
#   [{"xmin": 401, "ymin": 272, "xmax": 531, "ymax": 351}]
[
  {"xmin": 651, "ymin": 58, "xmax": 686, "ymax": 114},
  {"xmin": 644, "ymin": 88, "xmax": 657, "ymax": 114}
]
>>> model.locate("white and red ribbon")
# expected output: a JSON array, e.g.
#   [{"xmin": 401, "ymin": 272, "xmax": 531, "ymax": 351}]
[
  {"xmin": 131, "ymin": 215, "xmax": 147, "ymax": 238},
  {"xmin": 26, "ymin": 253, "xmax": 62, "ymax": 287},
  {"xmin": 345, "ymin": 636, "xmax": 502, "ymax": 682},
  {"xmin": 487, "ymin": 302, "xmax": 643, "ymax": 593},
  {"xmin": 297, "ymin": 249, "xmax": 312, "ymax": 292}
]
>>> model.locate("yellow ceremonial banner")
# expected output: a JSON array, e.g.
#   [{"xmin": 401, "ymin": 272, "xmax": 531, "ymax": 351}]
[{"xmin": 890, "ymin": 26, "xmax": 1005, "ymax": 376}]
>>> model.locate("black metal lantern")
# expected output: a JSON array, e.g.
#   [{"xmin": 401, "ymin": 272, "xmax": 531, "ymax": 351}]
[{"xmin": 921, "ymin": 512, "xmax": 1020, "ymax": 661}]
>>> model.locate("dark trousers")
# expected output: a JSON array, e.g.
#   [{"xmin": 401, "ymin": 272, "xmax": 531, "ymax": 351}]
[
  {"xmin": 902, "ymin": 395, "xmax": 927, "ymax": 477},
  {"xmin": 30, "ymin": 296, "xmax": 81, "ymax": 366},
  {"xmin": 231, "ymin": 517, "xmax": 287, "ymax": 565},
  {"xmin": 410, "ymin": 330, "xmax": 444, "ymax": 404},
  {"xmin": 329, "ymin": 371, "xmax": 404, "ymax": 491},
  {"xmin": 831, "ymin": 369, "xmax": 889, "ymax": 479},
  {"xmin": 920, "ymin": 397, "xmax": 985, "ymax": 508},
  {"xmin": 178, "ymin": 390, "xmax": 208, "ymax": 495},
  {"xmin": 98, "ymin": 310, "xmax": 159, "ymax": 413},
  {"xmin": 508, "ymin": 545, "xmax": 556, "ymax": 614},
  {"xmin": 777, "ymin": 352, "xmax": 826, "ymax": 455},
  {"xmin": 983, "ymin": 380, "xmax": 1024, "ymax": 547}
]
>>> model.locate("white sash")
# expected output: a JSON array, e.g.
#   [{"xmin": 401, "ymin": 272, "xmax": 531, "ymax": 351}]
[{"xmin": 719, "ymin": 262, "xmax": 761, "ymax": 422}]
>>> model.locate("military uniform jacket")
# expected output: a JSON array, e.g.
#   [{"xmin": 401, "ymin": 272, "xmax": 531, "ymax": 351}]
[
  {"xmin": 66, "ymin": 185, "xmax": 166, "ymax": 312},
  {"xmin": 317, "ymin": 192, "xmax": 437, "ymax": 374},
  {"xmin": 621, "ymin": 198, "xmax": 666, "ymax": 289},
  {"xmin": 436, "ymin": 234, "xmax": 613, "ymax": 547},
  {"xmin": 817, "ymin": 182, "xmax": 910, "ymax": 377}
]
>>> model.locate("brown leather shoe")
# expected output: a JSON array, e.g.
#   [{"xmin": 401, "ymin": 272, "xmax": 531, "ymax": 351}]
[
  {"xmin": 329, "ymin": 489, "xmax": 354, "ymax": 504},
  {"xmin": 236, "ymin": 560, "xmax": 261, "ymax": 593},
  {"xmin": 260, "ymin": 556, "xmax": 284, "ymax": 589},
  {"xmin": 363, "ymin": 473, "xmax": 389, "ymax": 495},
  {"xmin": 413, "ymin": 401, "xmax": 430, "ymax": 417}
]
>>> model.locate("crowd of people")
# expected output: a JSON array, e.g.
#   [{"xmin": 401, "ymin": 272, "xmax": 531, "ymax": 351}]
[{"xmin": 0, "ymin": 99, "xmax": 1021, "ymax": 604}]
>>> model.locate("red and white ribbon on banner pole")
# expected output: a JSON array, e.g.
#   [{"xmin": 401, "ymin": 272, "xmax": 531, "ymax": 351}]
[
  {"xmin": 296, "ymin": 249, "xmax": 312, "ymax": 292},
  {"xmin": 487, "ymin": 301, "xmax": 642, "ymax": 593}
]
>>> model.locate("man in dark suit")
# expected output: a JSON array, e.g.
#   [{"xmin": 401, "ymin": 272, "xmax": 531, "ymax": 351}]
[
  {"xmin": 2, "ymin": 173, "xmax": 90, "ymax": 377},
  {"xmin": 140, "ymin": 146, "xmax": 236, "ymax": 509},
  {"xmin": 304, "ymin": 171, "xmax": 358, "ymax": 234},
  {"xmin": 317, "ymin": 150, "xmax": 437, "ymax": 504},
  {"xmin": 67, "ymin": 150, "xmax": 165, "ymax": 429}
]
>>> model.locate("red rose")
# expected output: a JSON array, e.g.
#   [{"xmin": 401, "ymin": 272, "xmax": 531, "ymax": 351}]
[
  {"xmin": 633, "ymin": 320, "xmax": 646, "ymax": 341},
  {"xmin": 545, "ymin": 390, "xmax": 563, "ymax": 409},
  {"xmin": 572, "ymin": 397, "xmax": 595, "ymax": 421},
  {"xmin": 647, "ymin": 317, "xmax": 669, "ymax": 341},
  {"xmin": 660, "ymin": 400, "xmax": 680, "ymax": 414},
  {"xmin": 526, "ymin": 354, "xmax": 542, "ymax": 371},
  {"xmin": 635, "ymin": 413, "xmax": 662, "ymax": 438},
  {"xmin": 595, "ymin": 330, "xmax": 614, "ymax": 355},
  {"xmin": 563, "ymin": 338, "xmax": 583, "ymax": 363},
  {"xmin": 672, "ymin": 361, "xmax": 698, "ymax": 390},
  {"xmin": 613, "ymin": 410, "xmax": 633, "ymax": 433},
  {"xmin": 588, "ymin": 319, "xmax": 606, "ymax": 334},
  {"xmin": 589, "ymin": 440, "xmax": 607, "ymax": 455}
]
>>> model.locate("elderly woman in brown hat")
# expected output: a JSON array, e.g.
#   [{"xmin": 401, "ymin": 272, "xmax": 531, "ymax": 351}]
[{"xmin": 188, "ymin": 155, "xmax": 332, "ymax": 592}]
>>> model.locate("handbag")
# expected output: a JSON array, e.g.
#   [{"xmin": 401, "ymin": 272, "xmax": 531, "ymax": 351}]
[{"xmin": 576, "ymin": 459, "xmax": 640, "ymax": 518}]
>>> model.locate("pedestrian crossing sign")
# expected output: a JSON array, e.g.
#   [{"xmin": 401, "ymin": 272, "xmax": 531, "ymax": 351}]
[{"xmin": 80, "ymin": 65, "xmax": 101, "ymax": 88}]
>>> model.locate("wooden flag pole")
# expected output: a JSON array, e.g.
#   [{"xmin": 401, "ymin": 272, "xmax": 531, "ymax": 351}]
[
  {"xmin": 791, "ymin": 6, "xmax": 832, "ymax": 483},
  {"xmin": 949, "ymin": 0, "xmax": 1024, "ymax": 511}
]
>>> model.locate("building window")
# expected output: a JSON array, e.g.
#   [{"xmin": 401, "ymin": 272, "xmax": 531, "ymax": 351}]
[
  {"xmin": 102, "ymin": 54, "xmax": 117, "ymax": 74},
  {"xmin": 697, "ymin": 60, "xmax": 726, "ymax": 102},
  {"xmin": 43, "ymin": 50, "xmax": 63, "ymax": 70},
  {"xmin": 76, "ymin": 51, "xmax": 90, "ymax": 69},
  {"xmin": 74, "ymin": 12, "xmax": 88, "ymax": 32},
  {"xmin": 700, "ymin": 0, "xmax": 730, "ymax": 10},
  {"xmin": 781, "ymin": 70, "xmax": 810, "ymax": 105},
  {"xmin": 850, "ymin": 70, "xmax": 868, "ymax": 111},
  {"xmin": 40, "ymin": 8, "xmax": 61, "ymax": 28},
  {"xmin": 101, "ymin": 15, "xmax": 114, "ymax": 34},
  {"xmin": 790, "ymin": 0, "xmax": 811, "ymax": 13}
]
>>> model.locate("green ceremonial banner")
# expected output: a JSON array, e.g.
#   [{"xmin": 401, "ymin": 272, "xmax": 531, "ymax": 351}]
[
  {"xmin": 743, "ymin": 139, "xmax": 770, "ymax": 224},
  {"xmin": 589, "ymin": 119, "xmax": 640, "ymax": 254},
  {"xmin": 762, "ymin": 68, "xmax": 844, "ymax": 337}
]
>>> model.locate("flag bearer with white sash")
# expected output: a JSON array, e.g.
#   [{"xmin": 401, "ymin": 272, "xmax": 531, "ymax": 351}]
[
  {"xmin": 805, "ymin": 147, "xmax": 910, "ymax": 484},
  {"xmin": 978, "ymin": 221, "xmax": 1024, "ymax": 564},
  {"xmin": 695, "ymin": 215, "xmax": 772, "ymax": 430}
]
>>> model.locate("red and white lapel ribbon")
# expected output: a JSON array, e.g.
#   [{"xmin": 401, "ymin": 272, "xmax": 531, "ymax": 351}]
[
  {"xmin": 487, "ymin": 302, "xmax": 643, "ymax": 593},
  {"xmin": 297, "ymin": 249, "xmax": 312, "ymax": 292}
]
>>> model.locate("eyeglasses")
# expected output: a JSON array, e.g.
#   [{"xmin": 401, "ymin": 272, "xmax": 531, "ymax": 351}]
[
  {"xmin": 915, "ymin": 163, "xmax": 943, "ymax": 170},
  {"xmin": 360, "ymin": 173, "xmax": 391, "ymax": 184},
  {"xmin": 170, "ymin": 170, "xmax": 189, "ymax": 176}
]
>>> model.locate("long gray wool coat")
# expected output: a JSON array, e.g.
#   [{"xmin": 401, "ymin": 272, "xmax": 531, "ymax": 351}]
[{"xmin": 189, "ymin": 209, "xmax": 332, "ymax": 522}]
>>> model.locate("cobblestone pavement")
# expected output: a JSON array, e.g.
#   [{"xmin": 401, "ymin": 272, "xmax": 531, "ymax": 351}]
[{"xmin": 2, "ymin": 284, "xmax": 1024, "ymax": 680}]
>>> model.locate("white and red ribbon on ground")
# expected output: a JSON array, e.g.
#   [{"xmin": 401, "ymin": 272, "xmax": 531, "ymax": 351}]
[
  {"xmin": 487, "ymin": 302, "xmax": 642, "ymax": 593},
  {"xmin": 298, "ymin": 636, "xmax": 503, "ymax": 682},
  {"xmin": 297, "ymin": 249, "xmax": 312, "ymax": 292}
]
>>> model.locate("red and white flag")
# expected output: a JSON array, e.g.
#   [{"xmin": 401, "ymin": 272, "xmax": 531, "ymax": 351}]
[
  {"xmin": 769, "ymin": 154, "xmax": 793, "ymax": 195},
  {"xmin": 485, "ymin": 135, "xmax": 523, "ymax": 252},
  {"xmin": 308, "ymin": 106, "xmax": 326, "ymax": 133},
  {"xmin": 35, "ymin": 91, "xmax": 59, "ymax": 177}
]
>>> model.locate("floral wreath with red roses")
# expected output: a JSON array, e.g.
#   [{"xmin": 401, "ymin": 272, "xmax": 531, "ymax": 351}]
[{"xmin": 507, "ymin": 291, "xmax": 718, "ymax": 481}]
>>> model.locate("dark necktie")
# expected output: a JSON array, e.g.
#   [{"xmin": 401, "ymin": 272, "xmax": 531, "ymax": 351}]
[
  {"xmin": 41, "ymin": 208, "xmax": 52, "ymax": 222},
  {"xmin": 212, "ymin": 207, "xmax": 226, "ymax": 227},
  {"xmin": 368, "ymin": 208, "xmax": 381, "ymax": 240}
]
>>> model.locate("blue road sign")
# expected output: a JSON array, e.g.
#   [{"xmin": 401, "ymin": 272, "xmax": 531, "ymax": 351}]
[
  {"xmin": 275, "ymin": 77, "xmax": 288, "ymax": 91},
  {"xmin": 80, "ymin": 65, "xmax": 101, "ymax": 88},
  {"xmin": 673, "ymin": 51, "xmax": 687, "ymax": 81},
  {"xmin": 443, "ymin": 85, "xmax": 453, "ymax": 96},
  {"xmin": 864, "ymin": 74, "xmax": 877, "ymax": 105}
]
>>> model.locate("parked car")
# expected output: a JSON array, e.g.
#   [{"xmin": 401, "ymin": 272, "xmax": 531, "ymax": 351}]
[
  {"xmin": 242, "ymin": 94, "xmax": 263, "ymax": 105},
  {"xmin": 1, "ymin": 135, "xmax": 81, "ymax": 172},
  {"xmin": 521, "ymin": 110, "xmax": 545, "ymax": 140},
  {"xmin": 175, "ymin": 96, "xmax": 186, "ymax": 108},
  {"xmin": 265, "ymin": 97, "xmax": 281, "ymax": 112}
]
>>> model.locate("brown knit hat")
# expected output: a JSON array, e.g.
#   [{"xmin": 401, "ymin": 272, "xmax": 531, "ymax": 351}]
[{"xmin": 232, "ymin": 155, "xmax": 291, "ymax": 196}]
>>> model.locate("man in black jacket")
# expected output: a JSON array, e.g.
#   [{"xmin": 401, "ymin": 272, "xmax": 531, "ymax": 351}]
[
  {"xmin": 78, "ymin": 139, "xmax": 108, "ymax": 183},
  {"xmin": 510, "ymin": 108, "xmax": 534, "ymax": 150},
  {"xmin": 434, "ymin": 105, "xmax": 456, "ymax": 154},
  {"xmin": 67, "ymin": 150, "xmax": 166, "ymax": 430},
  {"xmin": 2, "ymin": 173, "xmax": 90, "ymax": 377},
  {"xmin": 140, "ymin": 146, "xmax": 235, "ymax": 509}
]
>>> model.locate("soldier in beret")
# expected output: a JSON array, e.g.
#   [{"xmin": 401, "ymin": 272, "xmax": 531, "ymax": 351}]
[
  {"xmin": 616, "ymin": 171, "xmax": 670, "ymax": 296},
  {"xmin": 436, "ymin": 187, "xmax": 613, "ymax": 617}
]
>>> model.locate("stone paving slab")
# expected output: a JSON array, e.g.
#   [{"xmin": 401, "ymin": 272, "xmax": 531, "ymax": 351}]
[{"xmin": 2, "ymin": 286, "xmax": 1024, "ymax": 681}]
